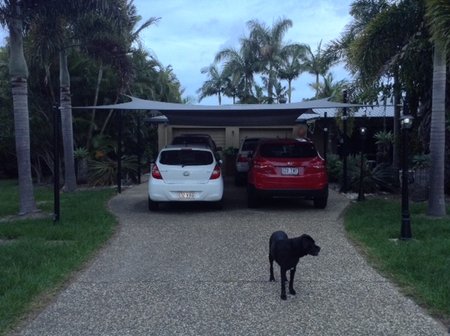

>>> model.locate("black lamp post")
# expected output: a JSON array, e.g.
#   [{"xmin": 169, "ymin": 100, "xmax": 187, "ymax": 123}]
[
  {"xmin": 323, "ymin": 111, "xmax": 328, "ymax": 162},
  {"xmin": 358, "ymin": 127, "xmax": 367, "ymax": 201},
  {"xmin": 341, "ymin": 89, "xmax": 348, "ymax": 193},
  {"xmin": 400, "ymin": 108, "xmax": 414, "ymax": 240}
]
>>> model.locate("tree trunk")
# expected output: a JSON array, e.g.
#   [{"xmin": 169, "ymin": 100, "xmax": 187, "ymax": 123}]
[
  {"xmin": 427, "ymin": 42, "xmax": 446, "ymax": 217},
  {"xmin": 8, "ymin": 5, "xmax": 37, "ymax": 215},
  {"xmin": 288, "ymin": 79, "xmax": 292, "ymax": 103},
  {"xmin": 59, "ymin": 49, "xmax": 77, "ymax": 192},
  {"xmin": 86, "ymin": 61, "xmax": 103, "ymax": 150}
]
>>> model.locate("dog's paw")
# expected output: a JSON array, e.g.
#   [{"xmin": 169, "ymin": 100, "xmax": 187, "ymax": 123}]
[
  {"xmin": 280, "ymin": 294, "xmax": 287, "ymax": 300},
  {"xmin": 289, "ymin": 289, "xmax": 296, "ymax": 295}
]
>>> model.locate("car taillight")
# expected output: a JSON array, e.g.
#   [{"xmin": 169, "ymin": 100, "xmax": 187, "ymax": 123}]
[
  {"xmin": 311, "ymin": 159, "xmax": 326, "ymax": 170},
  {"xmin": 237, "ymin": 155, "xmax": 248, "ymax": 163},
  {"xmin": 210, "ymin": 165, "xmax": 221, "ymax": 180},
  {"xmin": 151, "ymin": 164, "xmax": 162, "ymax": 179},
  {"xmin": 253, "ymin": 159, "xmax": 275, "ymax": 173}
]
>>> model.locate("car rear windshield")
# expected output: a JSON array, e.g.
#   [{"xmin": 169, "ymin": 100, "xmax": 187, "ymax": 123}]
[
  {"xmin": 259, "ymin": 142, "xmax": 317, "ymax": 158},
  {"xmin": 160, "ymin": 149, "xmax": 214, "ymax": 166},
  {"xmin": 242, "ymin": 139, "xmax": 259, "ymax": 151}
]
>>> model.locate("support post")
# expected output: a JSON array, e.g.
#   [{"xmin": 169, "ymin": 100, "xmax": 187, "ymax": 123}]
[
  {"xmin": 53, "ymin": 105, "xmax": 60, "ymax": 223},
  {"xmin": 117, "ymin": 110, "xmax": 123, "ymax": 193}
]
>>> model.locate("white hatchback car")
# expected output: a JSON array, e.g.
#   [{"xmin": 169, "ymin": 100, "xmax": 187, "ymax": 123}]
[{"xmin": 148, "ymin": 145, "xmax": 224, "ymax": 210}]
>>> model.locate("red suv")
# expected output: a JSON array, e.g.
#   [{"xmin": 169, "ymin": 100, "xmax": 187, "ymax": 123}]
[{"xmin": 247, "ymin": 138, "xmax": 328, "ymax": 208}]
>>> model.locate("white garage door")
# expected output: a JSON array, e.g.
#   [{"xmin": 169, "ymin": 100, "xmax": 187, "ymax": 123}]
[
  {"xmin": 239, "ymin": 128, "xmax": 293, "ymax": 143},
  {"xmin": 172, "ymin": 128, "xmax": 226, "ymax": 149}
]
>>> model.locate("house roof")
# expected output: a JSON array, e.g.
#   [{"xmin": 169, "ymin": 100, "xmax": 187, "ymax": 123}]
[{"xmin": 74, "ymin": 96, "xmax": 371, "ymax": 126}]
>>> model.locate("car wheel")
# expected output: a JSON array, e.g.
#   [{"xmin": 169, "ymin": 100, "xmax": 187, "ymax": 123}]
[
  {"xmin": 212, "ymin": 199, "xmax": 224, "ymax": 210},
  {"xmin": 313, "ymin": 196, "xmax": 327, "ymax": 209},
  {"xmin": 234, "ymin": 173, "xmax": 246, "ymax": 186},
  {"xmin": 148, "ymin": 197, "xmax": 159, "ymax": 211},
  {"xmin": 247, "ymin": 185, "xmax": 260, "ymax": 208}
]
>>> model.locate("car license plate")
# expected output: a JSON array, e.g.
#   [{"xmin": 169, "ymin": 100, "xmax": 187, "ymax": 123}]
[
  {"xmin": 281, "ymin": 167, "xmax": 300, "ymax": 175},
  {"xmin": 178, "ymin": 192, "xmax": 195, "ymax": 200}
]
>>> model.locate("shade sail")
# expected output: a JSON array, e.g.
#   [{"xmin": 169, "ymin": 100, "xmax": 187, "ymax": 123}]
[{"xmin": 74, "ymin": 96, "xmax": 368, "ymax": 126}]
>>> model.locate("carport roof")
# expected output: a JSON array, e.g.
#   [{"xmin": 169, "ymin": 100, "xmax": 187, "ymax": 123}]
[{"xmin": 75, "ymin": 96, "xmax": 369, "ymax": 126}]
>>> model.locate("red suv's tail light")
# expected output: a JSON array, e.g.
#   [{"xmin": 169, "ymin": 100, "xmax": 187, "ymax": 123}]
[
  {"xmin": 151, "ymin": 164, "xmax": 162, "ymax": 179},
  {"xmin": 210, "ymin": 165, "xmax": 221, "ymax": 179},
  {"xmin": 253, "ymin": 159, "xmax": 275, "ymax": 174},
  {"xmin": 311, "ymin": 158, "xmax": 326, "ymax": 170}
]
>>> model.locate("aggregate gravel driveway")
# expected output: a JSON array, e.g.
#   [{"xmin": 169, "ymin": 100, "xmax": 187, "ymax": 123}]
[{"xmin": 14, "ymin": 179, "xmax": 447, "ymax": 336}]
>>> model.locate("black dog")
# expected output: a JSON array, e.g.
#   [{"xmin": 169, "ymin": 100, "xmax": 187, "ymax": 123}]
[{"xmin": 269, "ymin": 231, "xmax": 321, "ymax": 300}]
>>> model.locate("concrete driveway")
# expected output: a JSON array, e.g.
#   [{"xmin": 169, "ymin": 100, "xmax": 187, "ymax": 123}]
[{"xmin": 13, "ymin": 179, "xmax": 447, "ymax": 336}]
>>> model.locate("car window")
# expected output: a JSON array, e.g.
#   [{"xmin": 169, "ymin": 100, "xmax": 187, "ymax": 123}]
[
  {"xmin": 259, "ymin": 143, "xmax": 317, "ymax": 158},
  {"xmin": 242, "ymin": 140, "xmax": 259, "ymax": 151},
  {"xmin": 160, "ymin": 150, "xmax": 214, "ymax": 166}
]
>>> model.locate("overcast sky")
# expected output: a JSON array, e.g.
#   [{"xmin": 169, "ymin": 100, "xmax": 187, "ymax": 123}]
[
  {"xmin": 134, "ymin": 0, "xmax": 354, "ymax": 104},
  {"xmin": 0, "ymin": 0, "xmax": 354, "ymax": 105}
]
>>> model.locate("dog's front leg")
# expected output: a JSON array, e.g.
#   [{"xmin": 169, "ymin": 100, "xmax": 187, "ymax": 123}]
[
  {"xmin": 280, "ymin": 267, "xmax": 287, "ymax": 300},
  {"xmin": 269, "ymin": 255, "xmax": 275, "ymax": 281},
  {"xmin": 289, "ymin": 267, "xmax": 296, "ymax": 295}
]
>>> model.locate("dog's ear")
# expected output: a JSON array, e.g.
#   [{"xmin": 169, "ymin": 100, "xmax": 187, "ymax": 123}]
[{"xmin": 301, "ymin": 235, "xmax": 315, "ymax": 251}]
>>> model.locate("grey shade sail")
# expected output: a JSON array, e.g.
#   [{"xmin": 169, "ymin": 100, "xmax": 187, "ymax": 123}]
[{"xmin": 74, "ymin": 96, "xmax": 369, "ymax": 126}]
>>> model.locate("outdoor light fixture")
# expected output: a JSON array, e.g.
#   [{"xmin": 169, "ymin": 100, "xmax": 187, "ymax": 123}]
[
  {"xmin": 400, "ymin": 99, "xmax": 413, "ymax": 240},
  {"xmin": 400, "ymin": 115, "xmax": 414, "ymax": 129},
  {"xmin": 357, "ymin": 127, "xmax": 367, "ymax": 201}
]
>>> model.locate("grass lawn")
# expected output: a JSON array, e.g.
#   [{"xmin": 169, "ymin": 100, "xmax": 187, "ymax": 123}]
[
  {"xmin": 344, "ymin": 198, "xmax": 450, "ymax": 323},
  {"xmin": 0, "ymin": 180, "xmax": 117, "ymax": 335}
]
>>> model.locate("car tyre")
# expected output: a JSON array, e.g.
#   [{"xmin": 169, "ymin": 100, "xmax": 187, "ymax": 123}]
[
  {"xmin": 234, "ymin": 173, "xmax": 246, "ymax": 186},
  {"xmin": 313, "ymin": 196, "xmax": 327, "ymax": 209},
  {"xmin": 247, "ymin": 185, "xmax": 260, "ymax": 208},
  {"xmin": 213, "ymin": 199, "xmax": 224, "ymax": 210},
  {"xmin": 148, "ymin": 197, "xmax": 159, "ymax": 211}
]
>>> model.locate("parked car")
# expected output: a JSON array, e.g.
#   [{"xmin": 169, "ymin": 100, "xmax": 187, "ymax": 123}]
[
  {"xmin": 235, "ymin": 137, "xmax": 261, "ymax": 185},
  {"xmin": 148, "ymin": 145, "xmax": 224, "ymax": 210},
  {"xmin": 247, "ymin": 138, "xmax": 328, "ymax": 208}
]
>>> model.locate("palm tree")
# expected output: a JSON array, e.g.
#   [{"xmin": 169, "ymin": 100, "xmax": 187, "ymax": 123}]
[
  {"xmin": 215, "ymin": 38, "xmax": 261, "ymax": 103},
  {"xmin": 309, "ymin": 73, "xmax": 349, "ymax": 100},
  {"xmin": 197, "ymin": 64, "xmax": 229, "ymax": 105},
  {"xmin": 302, "ymin": 41, "xmax": 335, "ymax": 98},
  {"xmin": 278, "ymin": 44, "xmax": 307, "ymax": 103},
  {"xmin": 247, "ymin": 18, "xmax": 293, "ymax": 103},
  {"xmin": 0, "ymin": 0, "xmax": 37, "ymax": 215},
  {"xmin": 425, "ymin": 0, "xmax": 448, "ymax": 217}
]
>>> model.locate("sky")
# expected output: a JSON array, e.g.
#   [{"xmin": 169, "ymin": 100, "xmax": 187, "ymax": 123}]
[
  {"xmin": 133, "ymin": 0, "xmax": 354, "ymax": 105},
  {"xmin": 0, "ymin": 0, "xmax": 354, "ymax": 105}
]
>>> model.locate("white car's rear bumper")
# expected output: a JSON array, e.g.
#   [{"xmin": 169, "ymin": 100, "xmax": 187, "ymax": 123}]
[{"xmin": 148, "ymin": 178, "xmax": 223, "ymax": 202}]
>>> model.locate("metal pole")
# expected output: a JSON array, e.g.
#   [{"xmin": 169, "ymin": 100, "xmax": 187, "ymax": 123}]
[
  {"xmin": 400, "ymin": 100, "xmax": 412, "ymax": 240},
  {"xmin": 137, "ymin": 115, "xmax": 142, "ymax": 184},
  {"xmin": 341, "ymin": 90, "xmax": 348, "ymax": 193},
  {"xmin": 53, "ymin": 105, "xmax": 60, "ymax": 223},
  {"xmin": 323, "ymin": 111, "xmax": 328, "ymax": 161},
  {"xmin": 358, "ymin": 129, "xmax": 366, "ymax": 201},
  {"xmin": 117, "ymin": 110, "xmax": 122, "ymax": 193}
]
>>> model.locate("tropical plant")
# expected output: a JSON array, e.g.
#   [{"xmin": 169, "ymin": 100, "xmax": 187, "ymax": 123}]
[
  {"xmin": 0, "ymin": 0, "xmax": 38, "ymax": 215},
  {"xmin": 302, "ymin": 41, "xmax": 336, "ymax": 98},
  {"xmin": 278, "ymin": 44, "xmax": 306, "ymax": 103},
  {"xmin": 197, "ymin": 64, "xmax": 229, "ymax": 105},
  {"xmin": 425, "ymin": 0, "xmax": 448, "ymax": 216},
  {"xmin": 247, "ymin": 17, "xmax": 294, "ymax": 103},
  {"xmin": 214, "ymin": 38, "xmax": 261, "ymax": 103}
]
